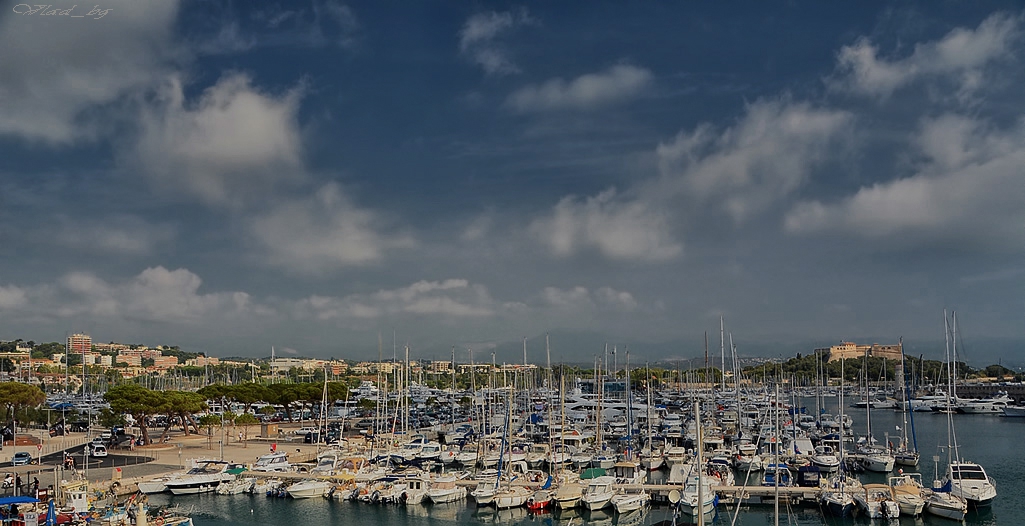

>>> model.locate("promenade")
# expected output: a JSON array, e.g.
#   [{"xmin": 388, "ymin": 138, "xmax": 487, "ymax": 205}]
[{"xmin": 0, "ymin": 426, "xmax": 325, "ymax": 497}]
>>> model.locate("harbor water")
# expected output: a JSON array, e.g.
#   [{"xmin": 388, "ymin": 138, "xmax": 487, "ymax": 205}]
[{"xmin": 148, "ymin": 398, "xmax": 1021, "ymax": 525}]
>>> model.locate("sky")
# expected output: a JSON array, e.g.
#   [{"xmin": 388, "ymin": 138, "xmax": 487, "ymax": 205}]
[{"xmin": 1, "ymin": 1, "xmax": 1023, "ymax": 365}]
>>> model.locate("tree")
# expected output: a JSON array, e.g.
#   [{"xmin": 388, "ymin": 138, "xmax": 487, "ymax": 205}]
[
  {"xmin": 104, "ymin": 384, "xmax": 165, "ymax": 445},
  {"xmin": 0, "ymin": 382, "xmax": 46, "ymax": 425},
  {"xmin": 160, "ymin": 391, "xmax": 207, "ymax": 439},
  {"xmin": 267, "ymin": 383, "xmax": 302, "ymax": 422},
  {"xmin": 98, "ymin": 408, "xmax": 126, "ymax": 429},
  {"xmin": 235, "ymin": 413, "xmax": 259, "ymax": 447}
]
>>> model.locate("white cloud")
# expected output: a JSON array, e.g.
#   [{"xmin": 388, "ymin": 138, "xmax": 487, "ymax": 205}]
[
  {"xmin": 459, "ymin": 10, "xmax": 533, "ymax": 75},
  {"xmin": 131, "ymin": 73, "xmax": 305, "ymax": 206},
  {"xmin": 461, "ymin": 214, "xmax": 493, "ymax": 242},
  {"xmin": 832, "ymin": 13, "xmax": 1022, "ymax": 98},
  {"xmin": 0, "ymin": 0, "xmax": 180, "ymax": 143},
  {"xmin": 0, "ymin": 267, "xmax": 251, "ymax": 323},
  {"xmin": 532, "ymin": 188, "xmax": 682, "ymax": 261},
  {"xmin": 654, "ymin": 99, "xmax": 852, "ymax": 223},
  {"xmin": 542, "ymin": 285, "xmax": 638, "ymax": 312},
  {"xmin": 0, "ymin": 286, "xmax": 27, "ymax": 310},
  {"xmin": 295, "ymin": 279, "xmax": 496, "ymax": 321},
  {"xmin": 785, "ymin": 114, "xmax": 1025, "ymax": 249},
  {"xmin": 249, "ymin": 183, "xmax": 415, "ymax": 274},
  {"xmin": 52, "ymin": 215, "xmax": 175, "ymax": 255},
  {"xmin": 506, "ymin": 65, "xmax": 653, "ymax": 112}
]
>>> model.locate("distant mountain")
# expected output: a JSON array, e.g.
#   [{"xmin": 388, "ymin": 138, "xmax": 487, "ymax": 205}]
[{"xmin": 408, "ymin": 331, "xmax": 1024, "ymax": 370}]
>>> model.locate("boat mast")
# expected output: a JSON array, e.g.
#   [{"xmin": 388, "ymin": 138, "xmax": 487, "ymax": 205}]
[
  {"xmin": 720, "ymin": 315, "xmax": 726, "ymax": 394},
  {"xmin": 695, "ymin": 398, "xmax": 705, "ymax": 526},
  {"xmin": 625, "ymin": 349, "xmax": 632, "ymax": 459}
]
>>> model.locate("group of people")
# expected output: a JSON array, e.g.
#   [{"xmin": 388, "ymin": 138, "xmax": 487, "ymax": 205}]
[{"xmin": 1, "ymin": 473, "xmax": 39, "ymax": 494}]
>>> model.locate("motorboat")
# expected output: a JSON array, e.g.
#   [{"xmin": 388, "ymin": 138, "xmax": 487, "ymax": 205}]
[
  {"xmin": 943, "ymin": 461, "xmax": 997, "ymax": 507},
  {"xmin": 470, "ymin": 470, "xmax": 499, "ymax": 506},
  {"xmin": 427, "ymin": 475, "xmax": 467, "ymax": 504},
  {"xmin": 853, "ymin": 484, "xmax": 900, "ymax": 519},
  {"xmin": 761, "ymin": 463, "xmax": 792, "ymax": 487},
  {"xmin": 858, "ymin": 445, "xmax": 895, "ymax": 473},
  {"xmin": 526, "ymin": 488, "xmax": 553, "ymax": 511},
  {"xmin": 611, "ymin": 488, "xmax": 650, "ymax": 514},
  {"xmin": 493, "ymin": 485, "xmax": 532, "ymax": 509},
  {"xmin": 664, "ymin": 446, "xmax": 689, "ymax": 467},
  {"xmin": 580, "ymin": 475, "xmax": 616, "ymax": 510},
  {"xmin": 286, "ymin": 479, "xmax": 333, "ymax": 499},
  {"xmin": 732, "ymin": 442, "xmax": 762, "ymax": 472},
  {"xmin": 311, "ymin": 449, "xmax": 344, "ymax": 475},
  {"xmin": 400, "ymin": 474, "xmax": 430, "ymax": 504},
  {"xmin": 553, "ymin": 476, "xmax": 584, "ymax": 509},
  {"xmin": 216, "ymin": 477, "xmax": 255, "ymax": 495},
  {"xmin": 809, "ymin": 445, "xmax": 840, "ymax": 473},
  {"xmin": 1001, "ymin": 404, "xmax": 1025, "ymax": 417},
  {"xmin": 819, "ymin": 486, "xmax": 856, "ymax": 517},
  {"xmin": 925, "ymin": 488, "xmax": 967, "ymax": 521},
  {"xmin": 889, "ymin": 473, "xmax": 926, "ymax": 516},
  {"xmin": 957, "ymin": 393, "xmax": 1012, "ymax": 414},
  {"xmin": 251, "ymin": 451, "xmax": 291, "ymax": 472},
  {"xmin": 678, "ymin": 471, "xmax": 717, "ymax": 518},
  {"xmin": 138, "ymin": 476, "xmax": 174, "ymax": 494},
  {"xmin": 164, "ymin": 460, "xmax": 241, "ymax": 495}
]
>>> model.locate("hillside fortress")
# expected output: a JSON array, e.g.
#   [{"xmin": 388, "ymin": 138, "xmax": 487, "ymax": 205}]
[{"xmin": 817, "ymin": 341, "xmax": 903, "ymax": 362}]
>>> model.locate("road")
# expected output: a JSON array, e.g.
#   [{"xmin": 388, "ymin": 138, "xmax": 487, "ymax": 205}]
[{"xmin": 37, "ymin": 448, "xmax": 152, "ymax": 470}]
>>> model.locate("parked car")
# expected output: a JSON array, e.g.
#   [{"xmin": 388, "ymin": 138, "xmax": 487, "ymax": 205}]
[
  {"xmin": 11, "ymin": 452, "xmax": 33, "ymax": 466},
  {"xmin": 294, "ymin": 426, "xmax": 318, "ymax": 436},
  {"xmin": 90, "ymin": 444, "xmax": 108, "ymax": 458}
]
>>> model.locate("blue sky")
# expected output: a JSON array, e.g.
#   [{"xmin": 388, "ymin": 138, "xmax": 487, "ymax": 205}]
[{"xmin": 1, "ymin": 1, "xmax": 1023, "ymax": 363}]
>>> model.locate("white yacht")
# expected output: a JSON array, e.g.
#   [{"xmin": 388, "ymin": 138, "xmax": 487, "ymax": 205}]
[
  {"xmin": 251, "ymin": 451, "xmax": 291, "ymax": 472},
  {"xmin": 611, "ymin": 487, "xmax": 650, "ymax": 513},
  {"xmin": 809, "ymin": 445, "xmax": 840, "ymax": 473},
  {"xmin": 852, "ymin": 484, "xmax": 900, "ymax": 519},
  {"xmin": 580, "ymin": 475, "xmax": 616, "ymax": 510},
  {"xmin": 286, "ymin": 479, "xmax": 333, "ymax": 499},
  {"xmin": 944, "ymin": 461, "xmax": 997, "ymax": 507},
  {"xmin": 889, "ymin": 473, "xmax": 926, "ymax": 517},
  {"xmin": 427, "ymin": 475, "xmax": 467, "ymax": 504},
  {"xmin": 164, "ymin": 460, "xmax": 240, "ymax": 495},
  {"xmin": 678, "ymin": 471, "xmax": 717, "ymax": 519}
]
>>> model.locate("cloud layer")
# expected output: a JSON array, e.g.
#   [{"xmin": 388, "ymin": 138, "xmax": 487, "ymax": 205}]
[
  {"xmin": 506, "ymin": 65, "xmax": 653, "ymax": 112},
  {"xmin": 832, "ymin": 12, "xmax": 1022, "ymax": 98}
]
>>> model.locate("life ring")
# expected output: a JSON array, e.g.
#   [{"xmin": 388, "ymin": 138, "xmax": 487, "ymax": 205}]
[{"xmin": 154, "ymin": 517, "xmax": 164, "ymax": 526}]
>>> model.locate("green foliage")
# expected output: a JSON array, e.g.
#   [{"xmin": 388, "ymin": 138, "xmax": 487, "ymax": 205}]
[
  {"xmin": 198, "ymin": 414, "xmax": 222, "ymax": 428},
  {"xmin": 33, "ymin": 342, "xmax": 65, "ymax": 359},
  {"xmin": 235, "ymin": 413, "xmax": 259, "ymax": 425},
  {"xmin": 98, "ymin": 408, "xmax": 126, "ymax": 428},
  {"xmin": 104, "ymin": 384, "xmax": 166, "ymax": 445},
  {"xmin": 158, "ymin": 346, "xmax": 203, "ymax": 362},
  {"xmin": 0, "ymin": 382, "xmax": 47, "ymax": 421}
]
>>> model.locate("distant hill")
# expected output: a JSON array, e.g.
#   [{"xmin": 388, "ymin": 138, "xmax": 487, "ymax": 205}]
[{"xmin": 408, "ymin": 330, "xmax": 1024, "ymax": 370}]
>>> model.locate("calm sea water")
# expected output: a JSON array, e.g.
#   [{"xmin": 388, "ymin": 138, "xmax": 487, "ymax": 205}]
[{"xmin": 149, "ymin": 397, "xmax": 1020, "ymax": 525}]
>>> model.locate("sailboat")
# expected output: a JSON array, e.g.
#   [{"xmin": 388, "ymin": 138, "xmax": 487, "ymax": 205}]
[
  {"xmin": 856, "ymin": 349, "xmax": 895, "ymax": 473},
  {"xmin": 936, "ymin": 311, "xmax": 997, "ymax": 508},
  {"xmin": 819, "ymin": 358, "xmax": 859, "ymax": 518},
  {"xmin": 924, "ymin": 312, "xmax": 975, "ymax": 521},
  {"xmin": 894, "ymin": 340, "xmax": 920, "ymax": 467}
]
